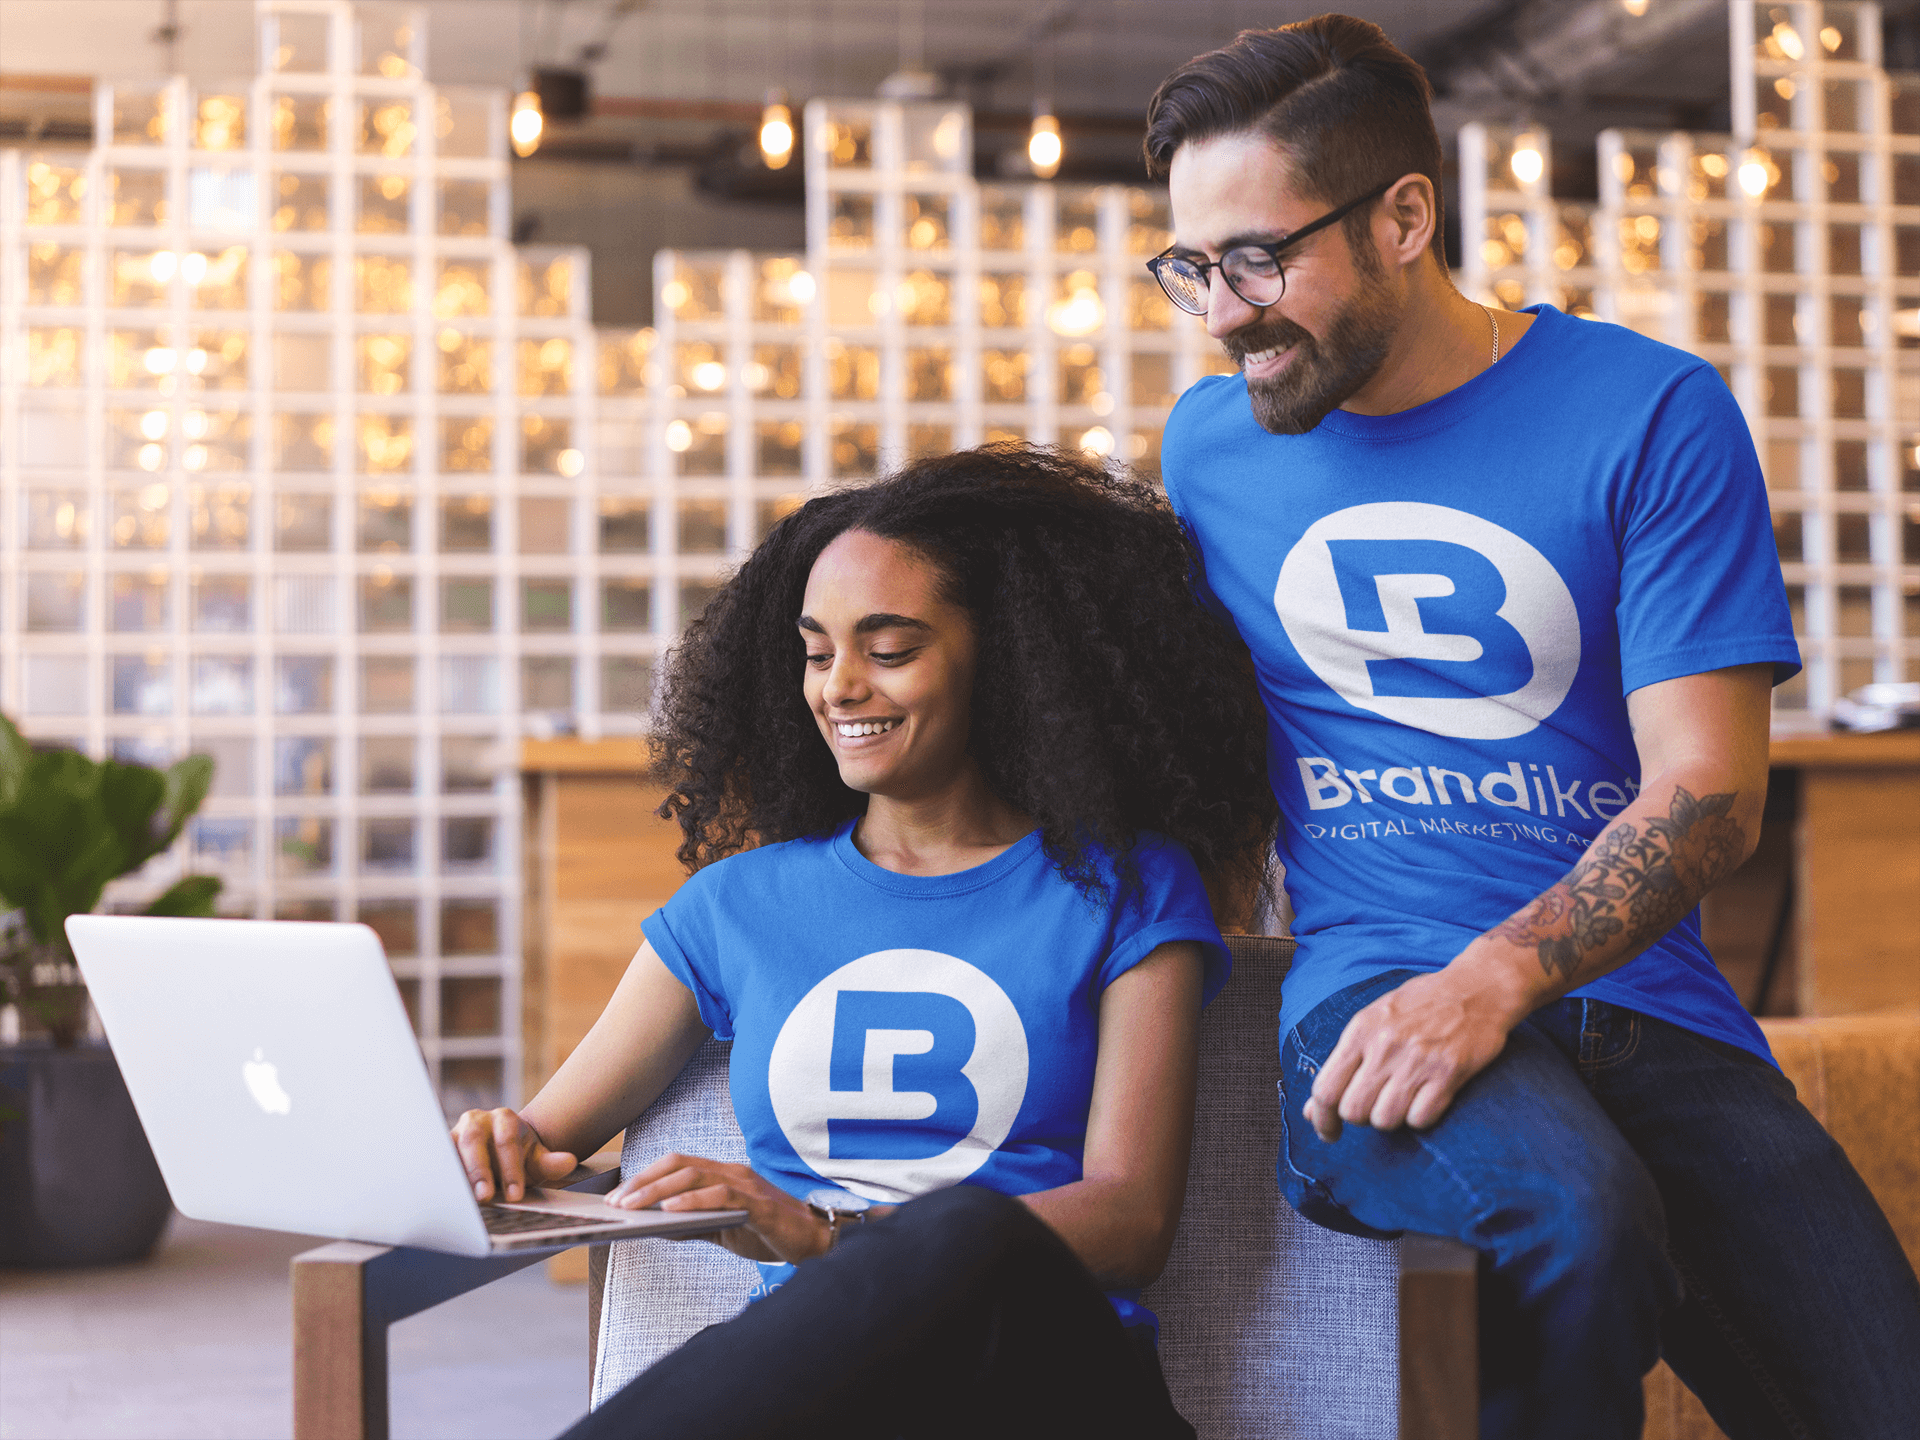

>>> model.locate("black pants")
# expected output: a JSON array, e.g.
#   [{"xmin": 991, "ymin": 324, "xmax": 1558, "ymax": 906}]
[{"xmin": 558, "ymin": 1185, "xmax": 1194, "ymax": 1440}]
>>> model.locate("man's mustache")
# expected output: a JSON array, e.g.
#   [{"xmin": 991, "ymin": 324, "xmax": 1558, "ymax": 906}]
[{"xmin": 1222, "ymin": 318, "xmax": 1315, "ymax": 369}]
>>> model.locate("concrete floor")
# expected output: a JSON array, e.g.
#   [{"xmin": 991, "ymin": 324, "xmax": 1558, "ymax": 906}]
[{"xmin": 0, "ymin": 1214, "xmax": 590, "ymax": 1440}]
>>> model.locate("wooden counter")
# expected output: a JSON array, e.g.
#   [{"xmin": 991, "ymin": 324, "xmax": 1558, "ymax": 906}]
[
  {"xmin": 1770, "ymin": 730, "xmax": 1920, "ymax": 1016},
  {"xmin": 519, "ymin": 739, "xmax": 683, "ymax": 1103},
  {"xmin": 522, "ymin": 730, "xmax": 1920, "ymax": 1104}
]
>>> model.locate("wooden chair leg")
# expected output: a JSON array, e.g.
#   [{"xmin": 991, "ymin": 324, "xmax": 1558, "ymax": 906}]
[
  {"xmin": 292, "ymin": 1242, "xmax": 393, "ymax": 1440},
  {"xmin": 1398, "ymin": 1235, "xmax": 1478, "ymax": 1440},
  {"xmin": 291, "ymin": 1163, "xmax": 619, "ymax": 1440}
]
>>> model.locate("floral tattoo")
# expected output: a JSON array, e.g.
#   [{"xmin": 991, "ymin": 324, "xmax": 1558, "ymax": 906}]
[{"xmin": 1494, "ymin": 785, "xmax": 1745, "ymax": 982}]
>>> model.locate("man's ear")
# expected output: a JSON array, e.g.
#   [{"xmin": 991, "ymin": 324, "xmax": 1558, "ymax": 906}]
[{"xmin": 1378, "ymin": 173, "xmax": 1437, "ymax": 268}]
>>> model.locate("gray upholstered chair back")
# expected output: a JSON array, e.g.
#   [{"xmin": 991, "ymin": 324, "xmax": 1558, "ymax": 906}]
[{"xmin": 592, "ymin": 934, "xmax": 1406, "ymax": 1438}]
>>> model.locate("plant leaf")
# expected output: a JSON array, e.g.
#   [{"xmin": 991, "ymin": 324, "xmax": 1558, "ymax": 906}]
[
  {"xmin": 144, "ymin": 874, "xmax": 223, "ymax": 917},
  {"xmin": 97, "ymin": 760, "xmax": 167, "ymax": 870},
  {"xmin": 0, "ymin": 714, "xmax": 31, "ymax": 812},
  {"xmin": 154, "ymin": 754, "xmax": 216, "ymax": 857}
]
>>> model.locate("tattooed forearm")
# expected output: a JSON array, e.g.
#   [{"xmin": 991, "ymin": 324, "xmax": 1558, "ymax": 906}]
[{"xmin": 1493, "ymin": 784, "xmax": 1747, "ymax": 982}]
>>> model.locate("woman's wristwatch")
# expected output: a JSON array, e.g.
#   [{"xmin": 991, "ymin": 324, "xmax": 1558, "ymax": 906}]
[{"xmin": 805, "ymin": 1187, "xmax": 872, "ymax": 1250}]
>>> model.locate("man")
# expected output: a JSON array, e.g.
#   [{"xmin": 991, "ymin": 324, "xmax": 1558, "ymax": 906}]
[{"xmin": 1146, "ymin": 14, "xmax": 1920, "ymax": 1438}]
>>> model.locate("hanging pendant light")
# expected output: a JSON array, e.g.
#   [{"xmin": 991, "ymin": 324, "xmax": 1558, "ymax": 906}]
[
  {"xmin": 510, "ymin": 85, "xmax": 544, "ymax": 157},
  {"xmin": 760, "ymin": 89, "xmax": 795, "ymax": 170},
  {"xmin": 1028, "ymin": 106, "xmax": 1062, "ymax": 180}
]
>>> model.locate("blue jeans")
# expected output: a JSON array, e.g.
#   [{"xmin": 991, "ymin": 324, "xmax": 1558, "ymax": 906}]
[{"xmin": 1278, "ymin": 970, "xmax": 1920, "ymax": 1440}]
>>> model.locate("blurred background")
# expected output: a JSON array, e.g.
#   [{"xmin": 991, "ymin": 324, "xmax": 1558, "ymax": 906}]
[
  {"xmin": 1, "ymin": 0, "xmax": 1916, "ymax": 1119},
  {"xmin": 2, "ymin": 6, "xmax": 1916, "ymax": 1438}
]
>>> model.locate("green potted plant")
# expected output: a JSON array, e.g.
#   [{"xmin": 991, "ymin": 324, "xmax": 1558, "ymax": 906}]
[{"xmin": 0, "ymin": 714, "xmax": 221, "ymax": 1267}]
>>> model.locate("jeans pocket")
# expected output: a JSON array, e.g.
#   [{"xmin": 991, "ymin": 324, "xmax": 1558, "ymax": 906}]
[{"xmin": 1292, "ymin": 968, "xmax": 1426, "ymax": 1062}]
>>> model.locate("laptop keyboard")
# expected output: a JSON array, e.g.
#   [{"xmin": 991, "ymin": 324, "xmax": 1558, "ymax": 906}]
[{"xmin": 481, "ymin": 1205, "xmax": 624, "ymax": 1235}]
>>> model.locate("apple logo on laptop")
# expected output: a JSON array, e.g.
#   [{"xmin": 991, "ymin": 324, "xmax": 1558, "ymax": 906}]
[{"xmin": 242, "ymin": 1049, "xmax": 293, "ymax": 1115}]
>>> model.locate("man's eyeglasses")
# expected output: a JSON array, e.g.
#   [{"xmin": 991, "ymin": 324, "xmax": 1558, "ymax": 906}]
[{"xmin": 1146, "ymin": 178, "xmax": 1396, "ymax": 316}]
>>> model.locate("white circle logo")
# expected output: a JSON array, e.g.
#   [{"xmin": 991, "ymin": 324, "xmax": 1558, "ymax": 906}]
[
  {"xmin": 767, "ymin": 950, "xmax": 1029, "ymax": 1204},
  {"xmin": 1274, "ymin": 502, "xmax": 1580, "ymax": 740}
]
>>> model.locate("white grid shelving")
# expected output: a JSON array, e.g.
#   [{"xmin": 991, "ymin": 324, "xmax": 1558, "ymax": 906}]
[
  {"xmin": 0, "ymin": 0, "xmax": 639, "ymax": 1109},
  {"xmin": 1461, "ymin": 1, "xmax": 1920, "ymax": 717},
  {"xmin": 7, "ymin": 0, "xmax": 1915, "ymax": 1090}
]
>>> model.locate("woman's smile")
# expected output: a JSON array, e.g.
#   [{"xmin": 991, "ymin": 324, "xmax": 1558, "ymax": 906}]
[{"xmin": 832, "ymin": 716, "xmax": 903, "ymax": 744}]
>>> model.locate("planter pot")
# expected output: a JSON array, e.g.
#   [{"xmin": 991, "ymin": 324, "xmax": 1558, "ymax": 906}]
[{"xmin": 0, "ymin": 1043, "xmax": 172, "ymax": 1268}]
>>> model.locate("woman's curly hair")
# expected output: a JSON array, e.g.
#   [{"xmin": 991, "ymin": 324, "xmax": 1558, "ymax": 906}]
[{"xmin": 651, "ymin": 444, "xmax": 1276, "ymax": 912}]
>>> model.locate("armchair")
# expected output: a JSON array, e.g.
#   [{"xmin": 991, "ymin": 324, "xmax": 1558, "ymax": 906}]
[{"xmin": 292, "ymin": 934, "xmax": 1479, "ymax": 1440}]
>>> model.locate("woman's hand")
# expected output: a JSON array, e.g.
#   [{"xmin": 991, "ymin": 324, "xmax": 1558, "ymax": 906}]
[
  {"xmin": 451, "ymin": 1107, "xmax": 579, "ymax": 1203},
  {"xmin": 607, "ymin": 1153, "xmax": 831, "ymax": 1265}
]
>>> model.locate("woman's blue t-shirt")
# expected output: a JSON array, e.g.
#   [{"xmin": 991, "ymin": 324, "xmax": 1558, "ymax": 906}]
[{"xmin": 641, "ymin": 821, "xmax": 1230, "ymax": 1329}]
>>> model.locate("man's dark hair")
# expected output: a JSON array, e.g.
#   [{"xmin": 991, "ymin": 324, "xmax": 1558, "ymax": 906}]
[
  {"xmin": 650, "ymin": 443, "xmax": 1276, "ymax": 912},
  {"xmin": 1143, "ymin": 13, "xmax": 1446, "ymax": 261}
]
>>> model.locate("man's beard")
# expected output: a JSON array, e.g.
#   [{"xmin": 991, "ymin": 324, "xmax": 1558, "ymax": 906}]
[{"xmin": 1225, "ymin": 272, "xmax": 1402, "ymax": 436}]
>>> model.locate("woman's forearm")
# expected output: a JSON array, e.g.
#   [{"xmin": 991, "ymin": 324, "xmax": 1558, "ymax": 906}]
[{"xmin": 1019, "ymin": 1175, "xmax": 1183, "ymax": 1289}]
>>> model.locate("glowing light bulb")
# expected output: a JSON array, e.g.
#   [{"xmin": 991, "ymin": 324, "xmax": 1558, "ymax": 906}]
[
  {"xmin": 1738, "ymin": 152, "xmax": 1771, "ymax": 198},
  {"xmin": 181, "ymin": 252, "xmax": 208, "ymax": 286},
  {"xmin": 139, "ymin": 409, "xmax": 169, "ymax": 440},
  {"xmin": 510, "ymin": 89, "xmax": 543, "ymax": 158},
  {"xmin": 787, "ymin": 270, "xmax": 816, "ymax": 304},
  {"xmin": 664, "ymin": 419, "xmax": 693, "ymax": 453},
  {"xmin": 143, "ymin": 347, "xmax": 175, "ymax": 375},
  {"xmin": 759, "ymin": 94, "xmax": 794, "ymax": 171},
  {"xmin": 691, "ymin": 361, "xmax": 726, "ymax": 391},
  {"xmin": 1028, "ymin": 112, "xmax": 1062, "ymax": 179},
  {"xmin": 557, "ymin": 448, "xmax": 584, "ymax": 478},
  {"xmin": 1620, "ymin": 0, "xmax": 1648, "ymax": 16},
  {"xmin": 1046, "ymin": 280, "xmax": 1105, "ymax": 337},
  {"xmin": 1078, "ymin": 426, "xmax": 1114, "ymax": 457},
  {"xmin": 1509, "ymin": 143, "xmax": 1544, "ymax": 186},
  {"xmin": 149, "ymin": 251, "xmax": 178, "ymax": 283}
]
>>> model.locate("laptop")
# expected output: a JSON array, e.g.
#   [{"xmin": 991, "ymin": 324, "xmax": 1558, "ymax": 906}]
[{"xmin": 67, "ymin": 914, "xmax": 747, "ymax": 1257}]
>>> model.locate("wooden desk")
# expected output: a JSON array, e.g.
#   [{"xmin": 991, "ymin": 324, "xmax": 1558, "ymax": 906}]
[
  {"xmin": 1770, "ymin": 730, "xmax": 1920, "ymax": 1016},
  {"xmin": 522, "ymin": 733, "xmax": 1920, "ymax": 1096},
  {"xmin": 520, "ymin": 738, "xmax": 681, "ymax": 1101}
]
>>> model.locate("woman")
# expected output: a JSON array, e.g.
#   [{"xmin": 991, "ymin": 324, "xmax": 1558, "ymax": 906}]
[{"xmin": 455, "ymin": 445, "xmax": 1274, "ymax": 1439}]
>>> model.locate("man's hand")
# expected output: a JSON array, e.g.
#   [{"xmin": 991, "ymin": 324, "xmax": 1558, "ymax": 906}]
[{"xmin": 1302, "ymin": 966, "xmax": 1521, "ymax": 1142}]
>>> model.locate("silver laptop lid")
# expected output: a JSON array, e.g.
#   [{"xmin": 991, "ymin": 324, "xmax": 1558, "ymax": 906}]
[{"xmin": 68, "ymin": 915, "xmax": 492, "ymax": 1257}]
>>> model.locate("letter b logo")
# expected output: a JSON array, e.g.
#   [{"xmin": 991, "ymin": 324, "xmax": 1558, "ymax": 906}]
[
  {"xmin": 1275, "ymin": 502, "xmax": 1580, "ymax": 740},
  {"xmin": 769, "ymin": 951, "xmax": 1029, "ymax": 1202},
  {"xmin": 826, "ymin": 991, "xmax": 978, "ymax": 1159}
]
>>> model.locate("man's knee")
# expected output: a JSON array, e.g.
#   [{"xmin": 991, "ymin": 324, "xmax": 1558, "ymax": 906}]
[{"xmin": 1509, "ymin": 1148, "xmax": 1671, "ymax": 1303}]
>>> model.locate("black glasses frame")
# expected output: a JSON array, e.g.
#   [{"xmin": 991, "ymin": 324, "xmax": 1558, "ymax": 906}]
[{"xmin": 1146, "ymin": 178, "xmax": 1397, "ymax": 315}]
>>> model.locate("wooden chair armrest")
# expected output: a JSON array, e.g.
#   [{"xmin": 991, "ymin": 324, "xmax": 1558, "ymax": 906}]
[
  {"xmin": 291, "ymin": 1158, "xmax": 618, "ymax": 1440},
  {"xmin": 1398, "ymin": 1234, "xmax": 1478, "ymax": 1440}
]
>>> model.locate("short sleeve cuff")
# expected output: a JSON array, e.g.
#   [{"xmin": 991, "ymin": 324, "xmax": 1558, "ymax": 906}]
[
  {"xmin": 1096, "ymin": 921, "xmax": 1233, "ymax": 1006},
  {"xmin": 641, "ymin": 910, "xmax": 732, "ymax": 1039},
  {"xmin": 1620, "ymin": 639, "xmax": 1803, "ymax": 696}
]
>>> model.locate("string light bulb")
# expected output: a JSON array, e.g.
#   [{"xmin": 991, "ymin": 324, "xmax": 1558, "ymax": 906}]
[
  {"xmin": 1509, "ymin": 137, "xmax": 1544, "ymax": 186},
  {"xmin": 1028, "ymin": 108, "xmax": 1062, "ymax": 180},
  {"xmin": 510, "ymin": 88, "xmax": 543, "ymax": 158},
  {"xmin": 760, "ymin": 91, "xmax": 794, "ymax": 170},
  {"xmin": 1737, "ymin": 149, "xmax": 1772, "ymax": 198},
  {"xmin": 1620, "ymin": 0, "xmax": 1649, "ymax": 16}
]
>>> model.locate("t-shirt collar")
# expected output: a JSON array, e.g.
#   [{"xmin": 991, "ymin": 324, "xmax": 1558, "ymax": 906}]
[
  {"xmin": 830, "ymin": 817, "xmax": 1046, "ymax": 897},
  {"xmin": 1308, "ymin": 302, "xmax": 1557, "ymax": 443}
]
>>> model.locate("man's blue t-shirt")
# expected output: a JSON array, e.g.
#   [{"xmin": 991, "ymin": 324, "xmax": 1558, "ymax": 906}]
[
  {"xmin": 1160, "ymin": 305, "xmax": 1798, "ymax": 1063},
  {"xmin": 641, "ymin": 821, "xmax": 1229, "ymax": 1327}
]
